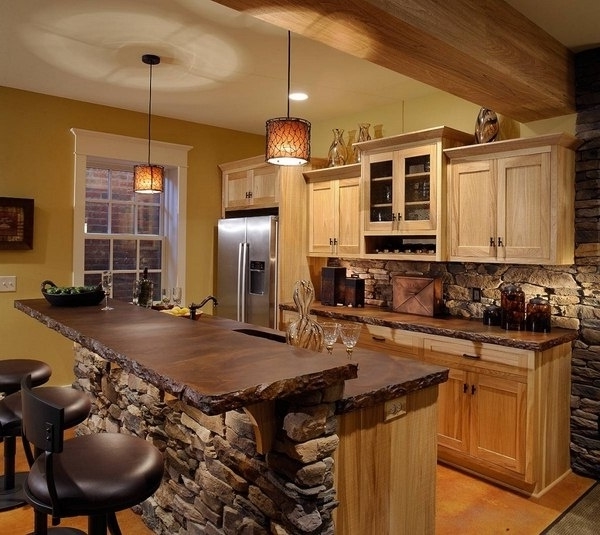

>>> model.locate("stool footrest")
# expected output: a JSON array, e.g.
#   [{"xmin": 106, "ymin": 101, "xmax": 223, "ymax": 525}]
[{"xmin": 0, "ymin": 471, "xmax": 27, "ymax": 511}]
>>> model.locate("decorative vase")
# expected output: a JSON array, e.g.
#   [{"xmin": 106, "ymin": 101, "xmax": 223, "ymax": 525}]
[
  {"xmin": 355, "ymin": 123, "xmax": 371, "ymax": 162},
  {"xmin": 327, "ymin": 128, "xmax": 347, "ymax": 167},
  {"xmin": 286, "ymin": 280, "xmax": 324, "ymax": 352},
  {"xmin": 346, "ymin": 129, "xmax": 357, "ymax": 164},
  {"xmin": 474, "ymin": 108, "xmax": 499, "ymax": 143}
]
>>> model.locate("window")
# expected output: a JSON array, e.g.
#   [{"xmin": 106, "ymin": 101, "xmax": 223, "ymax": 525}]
[
  {"xmin": 83, "ymin": 165, "xmax": 164, "ymax": 301},
  {"xmin": 72, "ymin": 129, "xmax": 191, "ymax": 305}
]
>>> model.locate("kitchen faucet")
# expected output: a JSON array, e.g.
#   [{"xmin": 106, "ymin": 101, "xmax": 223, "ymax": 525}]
[{"xmin": 189, "ymin": 295, "xmax": 218, "ymax": 319}]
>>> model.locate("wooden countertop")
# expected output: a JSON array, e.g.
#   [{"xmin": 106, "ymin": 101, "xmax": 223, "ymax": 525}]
[
  {"xmin": 280, "ymin": 302, "xmax": 578, "ymax": 351},
  {"xmin": 15, "ymin": 299, "xmax": 447, "ymax": 415}
]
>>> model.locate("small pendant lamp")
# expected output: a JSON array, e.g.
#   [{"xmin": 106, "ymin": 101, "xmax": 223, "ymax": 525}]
[
  {"xmin": 265, "ymin": 31, "xmax": 311, "ymax": 166},
  {"xmin": 134, "ymin": 54, "xmax": 164, "ymax": 194}
]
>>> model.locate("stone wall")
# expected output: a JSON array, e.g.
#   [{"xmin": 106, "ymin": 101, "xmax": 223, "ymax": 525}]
[
  {"xmin": 571, "ymin": 47, "xmax": 600, "ymax": 479},
  {"xmin": 330, "ymin": 46, "xmax": 600, "ymax": 480},
  {"xmin": 73, "ymin": 345, "xmax": 344, "ymax": 535}
]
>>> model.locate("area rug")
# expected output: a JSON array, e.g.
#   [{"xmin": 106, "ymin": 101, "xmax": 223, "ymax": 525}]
[{"xmin": 540, "ymin": 481, "xmax": 600, "ymax": 534}]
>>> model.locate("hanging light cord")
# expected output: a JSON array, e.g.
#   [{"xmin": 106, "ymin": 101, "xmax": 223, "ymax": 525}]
[
  {"xmin": 286, "ymin": 30, "xmax": 291, "ymax": 118},
  {"xmin": 146, "ymin": 61, "xmax": 153, "ymax": 165}
]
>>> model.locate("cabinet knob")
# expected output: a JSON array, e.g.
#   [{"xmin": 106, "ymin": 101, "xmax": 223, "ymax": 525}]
[
  {"xmin": 463, "ymin": 383, "xmax": 468, "ymax": 394},
  {"xmin": 471, "ymin": 384, "xmax": 477, "ymax": 395},
  {"xmin": 372, "ymin": 335, "xmax": 386, "ymax": 342},
  {"xmin": 397, "ymin": 212, "xmax": 403, "ymax": 221},
  {"xmin": 490, "ymin": 237, "xmax": 496, "ymax": 247},
  {"xmin": 497, "ymin": 236, "xmax": 504, "ymax": 247},
  {"xmin": 462, "ymin": 353, "xmax": 481, "ymax": 360}
]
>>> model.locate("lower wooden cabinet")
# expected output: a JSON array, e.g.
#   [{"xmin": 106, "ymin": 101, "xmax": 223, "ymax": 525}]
[
  {"xmin": 436, "ymin": 367, "xmax": 528, "ymax": 480},
  {"xmin": 420, "ymin": 334, "xmax": 570, "ymax": 495}
]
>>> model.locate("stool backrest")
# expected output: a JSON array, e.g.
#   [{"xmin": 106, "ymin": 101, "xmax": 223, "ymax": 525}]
[{"xmin": 20, "ymin": 374, "xmax": 65, "ymax": 454}]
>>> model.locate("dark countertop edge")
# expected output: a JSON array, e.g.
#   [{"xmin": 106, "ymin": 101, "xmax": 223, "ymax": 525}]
[
  {"xmin": 335, "ymin": 368, "xmax": 449, "ymax": 414},
  {"xmin": 280, "ymin": 304, "xmax": 578, "ymax": 351},
  {"xmin": 15, "ymin": 300, "xmax": 358, "ymax": 416}
]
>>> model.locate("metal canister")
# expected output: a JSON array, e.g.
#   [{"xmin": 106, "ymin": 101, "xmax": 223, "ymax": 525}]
[{"xmin": 483, "ymin": 302, "xmax": 502, "ymax": 326}]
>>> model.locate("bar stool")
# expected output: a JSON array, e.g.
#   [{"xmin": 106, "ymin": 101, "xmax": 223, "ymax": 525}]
[
  {"xmin": 0, "ymin": 359, "xmax": 52, "ymax": 511},
  {"xmin": 21, "ymin": 374, "xmax": 165, "ymax": 535}
]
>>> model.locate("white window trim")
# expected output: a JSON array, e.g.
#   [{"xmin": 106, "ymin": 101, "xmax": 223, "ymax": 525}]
[{"xmin": 71, "ymin": 128, "xmax": 192, "ymax": 297}]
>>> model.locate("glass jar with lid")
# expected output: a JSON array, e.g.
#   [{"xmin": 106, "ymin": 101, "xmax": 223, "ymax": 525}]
[
  {"xmin": 500, "ymin": 284, "xmax": 525, "ymax": 331},
  {"xmin": 526, "ymin": 294, "xmax": 551, "ymax": 333}
]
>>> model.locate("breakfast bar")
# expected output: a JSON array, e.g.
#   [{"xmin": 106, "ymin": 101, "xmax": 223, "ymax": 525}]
[{"xmin": 15, "ymin": 298, "xmax": 447, "ymax": 535}]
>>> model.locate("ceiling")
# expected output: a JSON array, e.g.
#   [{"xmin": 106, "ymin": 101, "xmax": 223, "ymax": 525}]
[{"xmin": 1, "ymin": 0, "xmax": 598, "ymax": 135}]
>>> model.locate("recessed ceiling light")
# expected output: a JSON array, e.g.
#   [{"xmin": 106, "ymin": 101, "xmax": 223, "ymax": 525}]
[{"xmin": 289, "ymin": 92, "xmax": 308, "ymax": 101}]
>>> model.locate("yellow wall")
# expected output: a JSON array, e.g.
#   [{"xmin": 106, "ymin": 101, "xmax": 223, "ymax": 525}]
[
  {"xmin": 0, "ymin": 86, "xmax": 264, "ymax": 385},
  {"xmin": 310, "ymin": 91, "xmax": 576, "ymax": 158}
]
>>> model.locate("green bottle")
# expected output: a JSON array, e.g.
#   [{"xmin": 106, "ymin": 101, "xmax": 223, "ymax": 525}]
[{"xmin": 138, "ymin": 268, "xmax": 153, "ymax": 308}]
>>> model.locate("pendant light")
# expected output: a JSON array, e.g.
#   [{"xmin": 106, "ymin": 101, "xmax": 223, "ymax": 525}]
[
  {"xmin": 265, "ymin": 31, "xmax": 311, "ymax": 166},
  {"xmin": 134, "ymin": 54, "xmax": 164, "ymax": 194}
]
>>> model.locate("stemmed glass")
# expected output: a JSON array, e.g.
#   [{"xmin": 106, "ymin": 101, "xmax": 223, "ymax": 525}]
[
  {"xmin": 172, "ymin": 287, "xmax": 182, "ymax": 306},
  {"xmin": 100, "ymin": 271, "xmax": 113, "ymax": 311},
  {"xmin": 161, "ymin": 288, "xmax": 171, "ymax": 307},
  {"xmin": 321, "ymin": 322, "xmax": 340, "ymax": 355},
  {"xmin": 339, "ymin": 323, "xmax": 362, "ymax": 357}
]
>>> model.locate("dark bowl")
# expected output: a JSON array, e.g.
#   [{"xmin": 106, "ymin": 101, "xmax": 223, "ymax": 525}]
[{"xmin": 41, "ymin": 280, "xmax": 105, "ymax": 307}]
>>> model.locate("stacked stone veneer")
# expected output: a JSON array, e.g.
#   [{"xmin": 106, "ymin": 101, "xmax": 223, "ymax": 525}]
[
  {"xmin": 74, "ymin": 345, "xmax": 343, "ymax": 535},
  {"xmin": 329, "ymin": 47, "xmax": 600, "ymax": 480}
]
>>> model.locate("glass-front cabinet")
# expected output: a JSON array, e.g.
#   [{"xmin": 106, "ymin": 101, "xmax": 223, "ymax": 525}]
[
  {"xmin": 356, "ymin": 127, "xmax": 474, "ymax": 260},
  {"xmin": 365, "ymin": 145, "xmax": 437, "ymax": 233}
]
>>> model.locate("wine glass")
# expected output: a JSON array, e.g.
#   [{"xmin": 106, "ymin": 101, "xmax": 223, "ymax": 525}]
[
  {"xmin": 321, "ymin": 322, "xmax": 340, "ymax": 355},
  {"xmin": 100, "ymin": 271, "xmax": 113, "ymax": 311},
  {"xmin": 172, "ymin": 287, "xmax": 182, "ymax": 306},
  {"xmin": 339, "ymin": 323, "xmax": 362, "ymax": 357},
  {"xmin": 161, "ymin": 288, "xmax": 171, "ymax": 307}
]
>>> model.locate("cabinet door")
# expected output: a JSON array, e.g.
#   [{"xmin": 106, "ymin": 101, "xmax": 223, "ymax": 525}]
[
  {"xmin": 448, "ymin": 160, "xmax": 497, "ymax": 260},
  {"xmin": 224, "ymin": 170, "xmax": 252, "ymax": 209},
  {"xmin": 308, "ymin": 181, "xmax": 337, "ymax": 254},
  {"xmin": 337, "ymin": 178, "xmax": 361, "ymax": 254},
  {"xmin": 498, "ymin": 153, "xmax": 551, "ymax": 263},
  {"xmin": 470, "ymin": 373, "xmax": 529, "ymax": 480},
  {"xmin": 437, "ymin": 367, "xmax": 470, "ymax": 454},
  {"xmin": 364, "ymin": 152, "xmax": 395, "ymax": 231},
  {"xmin": 397, "ymin": 145, "xmax": 437, "ymax": 231},
  {"xmin": 251, "ymin": 166, "xmax": 279, "ymax": 207}
]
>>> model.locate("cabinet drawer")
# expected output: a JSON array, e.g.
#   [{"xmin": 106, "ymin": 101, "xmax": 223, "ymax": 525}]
[
  {"xmin": 359, "ymin": 324, "xmax": 422, "ymax": 358},
  {"xmin": 422, "ymin": 335, "xmax": 531, "ymax": 375}
]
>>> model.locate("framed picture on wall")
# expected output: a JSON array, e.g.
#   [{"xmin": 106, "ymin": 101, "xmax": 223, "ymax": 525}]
[{"xmin": 0, "ymin": 197, "xmax": 34, "ymax": 250}]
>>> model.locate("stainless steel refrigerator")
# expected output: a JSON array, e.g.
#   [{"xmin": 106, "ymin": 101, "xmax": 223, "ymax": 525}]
[{"xmin": 216, "ymin": 216, "xmax": 278, "ymax": 328}]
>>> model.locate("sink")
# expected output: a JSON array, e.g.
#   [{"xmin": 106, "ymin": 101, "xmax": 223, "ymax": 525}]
[{"xmin": 233, "ymin": 328, "xmax": 286, "ymax": 344}]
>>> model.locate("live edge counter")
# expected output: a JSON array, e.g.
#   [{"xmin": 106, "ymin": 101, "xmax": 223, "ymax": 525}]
[{"xmin": 15, "ymin": 298, "xmax": 446, "ymax": 535}]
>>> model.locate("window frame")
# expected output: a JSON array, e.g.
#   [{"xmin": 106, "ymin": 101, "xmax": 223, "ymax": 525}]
[{"xmin": 72, "ymin": 128, "xmax": 191, "ymax": 301}]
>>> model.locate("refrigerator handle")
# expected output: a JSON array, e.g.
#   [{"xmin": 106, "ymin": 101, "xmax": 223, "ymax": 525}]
[{"xmin": 238, "ymin": 242, "xmax": 249, "ymax": 322}]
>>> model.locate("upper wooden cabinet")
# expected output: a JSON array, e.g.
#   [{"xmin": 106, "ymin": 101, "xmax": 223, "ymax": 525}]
[
  {"xmin": 219, "ymin": 155, "xmax": 279, "ymax": 214},
  {"xmin": 356, "ymin": 127, "xmax": 474, "ymax": 261},
  {"xmin": 445, "ymin": 134, "xmax": 580, "ymax": 265},
  {"xmin": 304, "ymin": 164, "xmax": 361, "ymax": 257}
]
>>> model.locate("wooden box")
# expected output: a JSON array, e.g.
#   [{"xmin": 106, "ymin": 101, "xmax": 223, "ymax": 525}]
[
  {"xmin": 321, "ymin": 267, "xmax": 347, "ymax": 306},
  {"xmin": 345, "ymin": 276, "xmax": 365, "ymax": 308},
  {"xmin": 392, "ymin": 276, "xmax": 442, "ymax": 316}
]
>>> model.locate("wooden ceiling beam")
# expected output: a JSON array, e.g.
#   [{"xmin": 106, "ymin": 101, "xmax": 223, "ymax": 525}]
[{"xmin": 212, "ymin": 0, "xmax": 575, "ymax": 122}]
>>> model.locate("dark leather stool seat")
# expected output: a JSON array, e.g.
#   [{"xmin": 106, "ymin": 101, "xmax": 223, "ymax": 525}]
[
  {"xmin": 21, "ymin": 375, "xmax": 164, "ymax": 535},
  {"xmin": 0, "ymin": 359, "xmax": 52, "ymax": 511},
  {"xmin": 0, "ymin": 360, "xmax": 52, "ymax": 396}
]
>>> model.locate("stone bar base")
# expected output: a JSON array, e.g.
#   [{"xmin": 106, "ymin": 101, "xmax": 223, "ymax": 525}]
[{"xmin": 74, "ymin": 345, "xmax": 344, "ymax": 534}]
